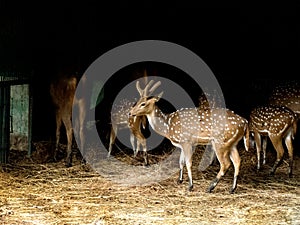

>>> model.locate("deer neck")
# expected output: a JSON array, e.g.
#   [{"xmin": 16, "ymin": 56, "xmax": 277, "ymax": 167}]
[{"xmin": 146, "ymin": 105, "xmax": 170, "ymax": 138}]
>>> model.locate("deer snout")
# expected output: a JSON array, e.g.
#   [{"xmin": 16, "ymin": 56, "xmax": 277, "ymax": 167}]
[{"xmin": 129, "ymin": 109, "xmax": 136, "ymax": 117}]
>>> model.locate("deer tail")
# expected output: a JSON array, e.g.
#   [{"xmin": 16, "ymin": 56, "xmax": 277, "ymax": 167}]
[
  {"xmin": 243, "ymin": 123, "xmax": 250, "ymax": 151},
  {"xmin": 292, "ymin": 114, "xmax": 298, "ymax": 139}
]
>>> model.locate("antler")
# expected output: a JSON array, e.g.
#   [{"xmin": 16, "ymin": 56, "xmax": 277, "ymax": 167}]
[
  {"xmin": 136, "ymin": 79, "xmax": 153, "ymax": 97},
  {"xmin": 136, "ymin": 80, "xmax": 144, "ymax": 96},
  {"xmin": 136, "ymin": 69, "xmax": 149, "ymax": 96},
  {"xmin": 143, "ymin": 69, "xmax": 148, "ymax": 86},
  {"xmin": 148, "ymin": 81, "xmax": 161, "ymax": 95},
  {"xmin": 136, "ymin": 79, "xmax": 162, "ymax": 97},
  {"xmin": 136, "ymin": 80, "xmax": 153, "ymax": 97}
]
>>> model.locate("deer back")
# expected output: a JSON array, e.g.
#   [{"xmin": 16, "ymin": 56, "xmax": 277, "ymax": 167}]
[
  {"xmin": 111, "ymin": 99, "xmax": 133, "ymax": 128},
  {"xmin": 249, "ymin": 105, "xmax": 297, "ymax": 137},
  {"xmin": 269, "ymin": 83, "xmax": 300, "ymax": 114},
  {"xmin": 132, "ymin": 96, "xmax": 248, "ymax": 148},
  {"xmin": 50, "ymin": 76, "xmax": 77, "ymax": 111}
]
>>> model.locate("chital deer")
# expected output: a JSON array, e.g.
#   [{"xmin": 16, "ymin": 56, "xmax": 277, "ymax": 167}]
[
  {"xmin": 108, "ymin": 73, "xmax": 160, "ymax": 166},
  {"xmin": 50, "ymin": 73, "xmax": 86, "ymax": 167},
  {"xmin": 73, "ymin": 74, "xmax": 87, "ymax": 162},
  {"xmin": 108, "ymin": 98, "xmax": 148, "ymax": 165},
  {"xmin": 269, "ymin": 83, "xmax": 300, "ymax": 114},
  {"xmin": 253, "ymin": 82, "xmax": 300, "ymax": 171},
  {"xmin": 130, "ymin": 80, "xmax": 249, "ymax": 193},
  {"xmin": 249, "ymin": 105, "xmax": 297, "ymax": 177}
]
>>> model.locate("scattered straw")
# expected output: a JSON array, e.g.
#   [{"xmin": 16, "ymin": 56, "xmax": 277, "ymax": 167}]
[{"xmin": 0, "ymin": 143, "xmax": 299, "ymax": 224}]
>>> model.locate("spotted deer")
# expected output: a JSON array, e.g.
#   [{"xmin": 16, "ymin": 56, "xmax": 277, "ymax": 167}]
[
  {"xmin": 50, "ymin": 73, "xmax": 86, "ymax": 167},
  {"xmin": 108, "ymin": 76, "xmax": 161, "ymax": 166},
  {"xmin": 251, "ymin": 82, "xmax": 300, "ymax": 174},
  {"xmin": 108, "ymin": 98, "xmax": 148, "ymax": 165},
  {"xmin": 130, "ymin": 80, "xmax": 249, "ymax": 193},
  {"xmin": 269, "ymin": 83, "xmax": 300, "ymax": 114},
  {"xmin": 249, "ymin": 105, "xmax": 297, "ymax": 177}
]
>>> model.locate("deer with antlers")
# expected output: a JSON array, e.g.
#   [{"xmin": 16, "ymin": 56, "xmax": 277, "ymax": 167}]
[
  {"xmin": 249, "ymin": 105, "xmax": 297, "ymax": 177},
  {"xmin": 130, "ymin": 80, "xmax": 249, "ymax": 193},
  {"xmin": 108, "ymin": 75, "xmax": 160, "ymax": 166}
]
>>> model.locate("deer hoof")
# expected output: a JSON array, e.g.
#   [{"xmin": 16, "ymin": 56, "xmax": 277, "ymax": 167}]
[
  {"xmin": 269, "ymin": 170, "xmax": 275, "ymax": 176},
  {"xmin": 53, "ymin": 153, "xmax": 58, "ymax": 162},
  {"xmin": 81, "ymin": 159, "xmax": 86, "ymax": 165},
  {"xmin": 143, "ymin": 163, "xmax": 150, "ymax": 168},
  {"xmin": 188, "ymin": 185, "xmax": 193, "ymax": 192},
  {"xmin": 229, "ymin": 187, "xmax": 236, "ymax": 194},
  {"xmin": 65, "ymin": 162, "xmax": 72, "ymax": 168},
  {"xmin": 206, "ymin": 187, "xmax": 213, "ymax": 193},
  {"xmin": 177, "ymin": 179, "xmax": 183, "ymax": 185}
]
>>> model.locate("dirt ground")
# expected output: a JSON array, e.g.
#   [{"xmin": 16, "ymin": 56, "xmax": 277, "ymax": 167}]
[{"xmin": 0, "ymin": 142, "xmax": 299, "ymax": 225}]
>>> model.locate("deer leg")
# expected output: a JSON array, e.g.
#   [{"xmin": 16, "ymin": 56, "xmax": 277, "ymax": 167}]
[
  {"xmin": 140, "ymin": 138, "xmax": 148, "ymax": 166},
  {"xmin": 63, "ymin": 116, "xmax": 73, "ymax": 167},
  {"xmin": 108, "ymin": 127, "xmax": 117, "ymax": 158},
  {"xmin": 178, "ymin": 149, "xmax": 185, "ymax": 184},
  {"xmin": 269, "ymin": 135, "xmax": 284, "ymax": 176},
  {"xmin": 54, "ymin": 112, "xmax": 62, "ymax": 162},
  {"xmin": 78, "ymin": 99, "xmax": 86, "ymax": 164},
  {"xmin": 253, "ymin": 132, "xmax": 262, "ymax": 171},
  {"xmin": 229, "ymin": 146, "xmax": 241, "ymax": 194},
  {"xmin": 284, "ymin": 130, "xmax": 294, "ymax": 177},
  {"xmin": 207, "ymin": 146, "xmax": 231, "ymax": 193},
  {"xmin": 182, "ymin": 143, "xmax": 193, "ymax": 191},
  {"xmin": 262, "ymin": 136, "xmax": 267, "ymax": 165},
  {"xmin": 130, "ymin": 133, "xmax": 137, "ymax": 157}
]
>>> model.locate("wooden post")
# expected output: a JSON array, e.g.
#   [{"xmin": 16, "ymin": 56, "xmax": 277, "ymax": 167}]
[{"xmin": 0, "ymin": 85, "xmax": 10, "ymax": 163}]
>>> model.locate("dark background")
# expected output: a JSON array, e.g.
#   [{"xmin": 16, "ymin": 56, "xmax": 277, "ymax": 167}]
[{"xmin": 1, "ymin": 1, "xmax": 299, "ymax": 141}]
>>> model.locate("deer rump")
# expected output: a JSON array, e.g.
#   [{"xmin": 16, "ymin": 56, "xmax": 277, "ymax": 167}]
[
  {"xmin": 50, "ymin": 76, "xmax": 77, "ymax": 111},
  {"xmin": 50, "ymin": 75, "xmax": 79, "ymax": 167}
]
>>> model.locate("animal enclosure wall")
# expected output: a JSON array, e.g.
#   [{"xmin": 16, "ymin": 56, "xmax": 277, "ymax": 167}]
[
  {"xmin": 0, "ymin": 85, "xmax": 10, "ymax": 163},
  {"xmin": 0, "ymin": 73, "xmax": 32, "ymax": 163},
  {"xmin": 10, "ymin": 84, "xmax": 30, "ymax": 151}
]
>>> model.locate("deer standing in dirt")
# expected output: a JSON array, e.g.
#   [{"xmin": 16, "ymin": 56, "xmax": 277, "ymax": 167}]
[
  {"xmin": 130, "ymin": 80, "xmax": 249, "ymax": 193},
  {"xmin": 249, "ymin": 82, "xmax": 300, "ymax": 176},
  {"xmin": 108, "ymin": 98, "xmax": 148, "ymax": 165},
  {"xmin": 50, "ymin": 73, "xmax": 86, "ymax": 167},
  {"xmin": 249, "ymin": 105, "xmax": 297, "ymax": 177},
  {"xmin": 108, "ymin": 73, "xmax": 159, "ymax": 166}
]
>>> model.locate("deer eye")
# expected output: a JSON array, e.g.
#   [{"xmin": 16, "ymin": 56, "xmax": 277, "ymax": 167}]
[{"xmin": 140, "ymin": 102, "xmax": 146, "ymax": 107}]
